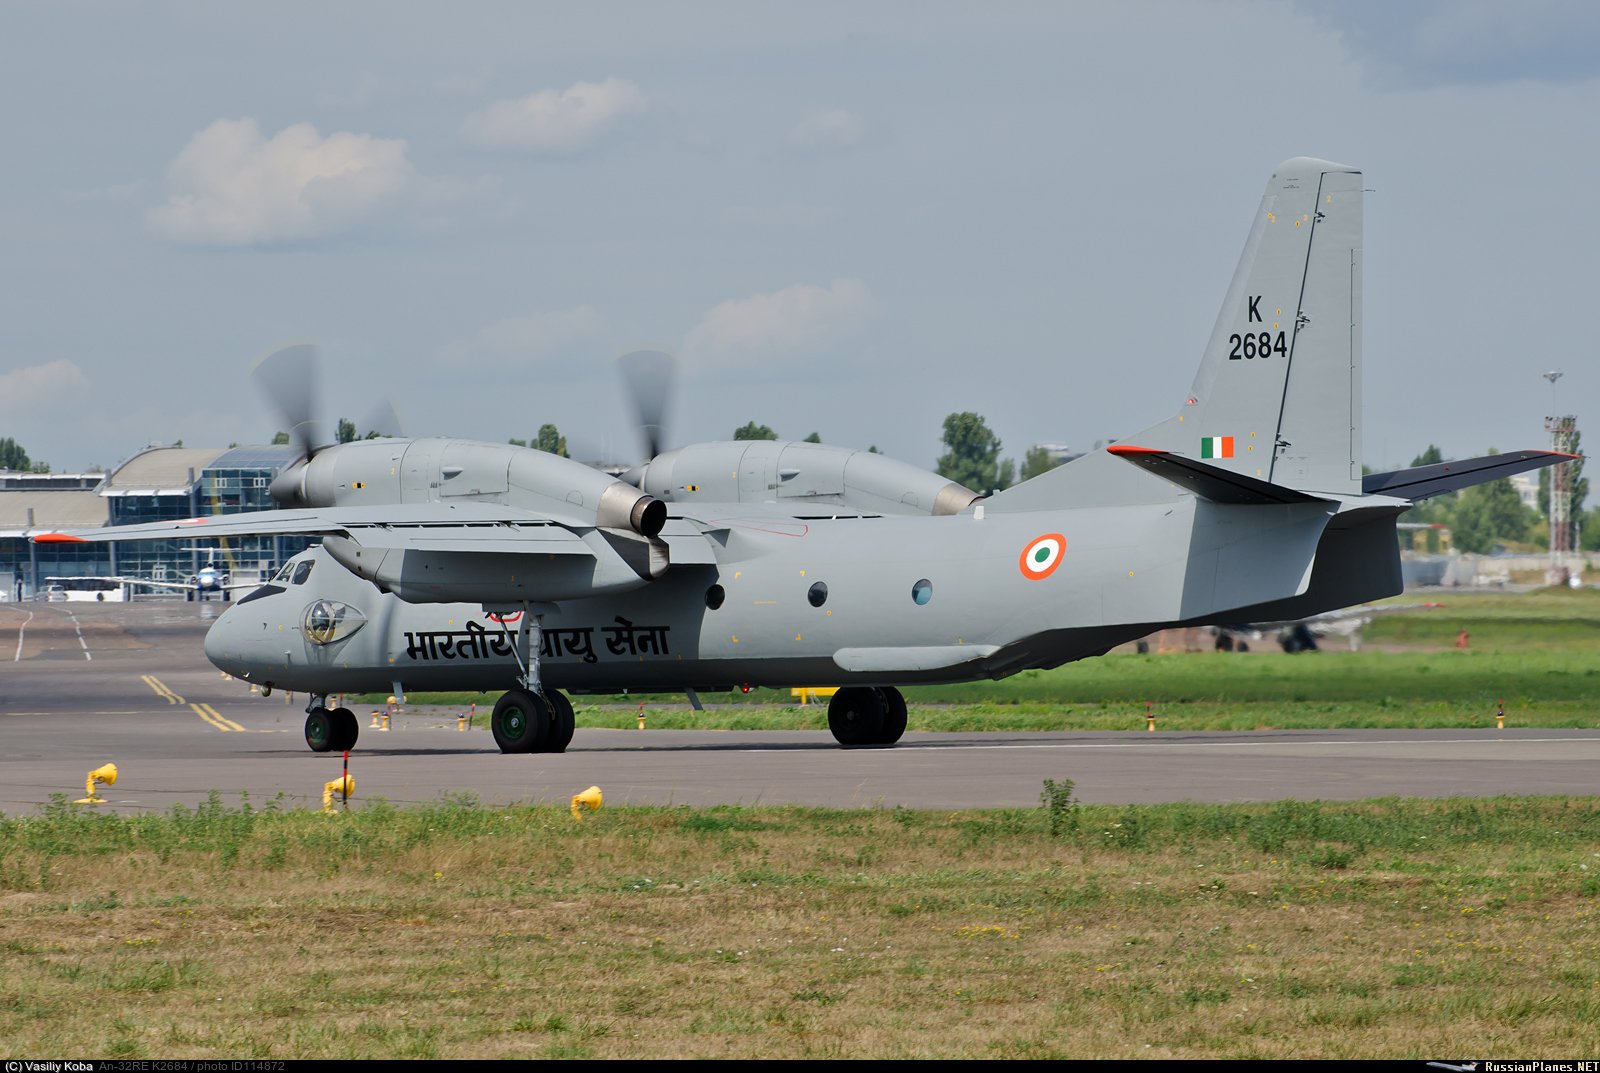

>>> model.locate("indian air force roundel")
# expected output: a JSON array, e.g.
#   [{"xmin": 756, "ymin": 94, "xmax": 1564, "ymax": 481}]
[{"xmin": 1019, "ymin": 533, "xmax": 1067, "ymax": 580}]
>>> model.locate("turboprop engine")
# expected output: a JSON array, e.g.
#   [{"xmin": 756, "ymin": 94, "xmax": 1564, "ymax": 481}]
[
  {"xmin": 632, "ymin": 439, "xmax": 980, "ymax": 516},
  {"xmin": 270, "ymin": 438, "xmax": 666, "ymax": 537}
]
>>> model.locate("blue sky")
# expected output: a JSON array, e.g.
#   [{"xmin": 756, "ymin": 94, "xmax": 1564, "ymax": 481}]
[{"xmin": 2, "ymin": 1, "xmax": 1597, "ymax": 475}]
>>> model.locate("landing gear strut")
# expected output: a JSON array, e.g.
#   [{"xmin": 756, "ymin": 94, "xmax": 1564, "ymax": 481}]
[
  {"xmin": 827, "ymin": 686, "xmax": 907, "ymax": 747},
  {"xmin": 488, "ymin": 604, "xmax": 574, "ymax": 754},
  {"xmin": 304, "ymin": 694, "xmax": 358, "ymax": 753}
]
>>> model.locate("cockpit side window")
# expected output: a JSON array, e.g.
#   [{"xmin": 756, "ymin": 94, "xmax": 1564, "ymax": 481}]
[
  {"xmin": 272, "ymin": 563, "xmax": 296, "ymax": 583},
  {"xmin": 291, "ymin": 560, "xmax": 315, "ymax": 586}
]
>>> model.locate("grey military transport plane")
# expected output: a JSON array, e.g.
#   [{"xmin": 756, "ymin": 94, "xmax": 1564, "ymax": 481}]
[{"xmin": 37, "ymin": 158, "xmax": 1572, "ymax": 755}]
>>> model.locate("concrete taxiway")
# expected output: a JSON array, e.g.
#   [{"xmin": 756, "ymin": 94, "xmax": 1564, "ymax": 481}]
[{"xmin": 4, "ymin": 601, "xmax": 1598, "ymax": 814}]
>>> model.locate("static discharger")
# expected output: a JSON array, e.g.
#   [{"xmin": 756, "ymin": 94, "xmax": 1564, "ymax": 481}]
[
  {"xmin": 323, "ymin": 774, "xmax": 354, "ymax": 813},
  {"xmin": 571, "ymin": 785, "xmax": 603, "ymax": 821},
  {"xmin": 76, "ymin": 762, "xmax": 117, "ymax": 805}
]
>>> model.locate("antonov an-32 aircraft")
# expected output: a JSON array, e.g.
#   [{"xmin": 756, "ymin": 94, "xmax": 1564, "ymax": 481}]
[{"xmin": 38, "ymin": 158, "xmax": 1572, "ymax": 755}]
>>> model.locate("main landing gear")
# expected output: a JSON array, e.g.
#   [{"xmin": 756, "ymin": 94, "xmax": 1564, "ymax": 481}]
[
  {"xmin": 827, "ymin": 686, "xmax": 907, "ymax": 747},
  {"xmin": 490, "ymin": 687, "xmax": 576, "ymax": 754},
  {"xmin": 488, "ymin": 602, "xmax": 575, "ymax": 754},
  {"xmin": 303, "ymin": 695, "xmax": 359, "ymax": 753}
]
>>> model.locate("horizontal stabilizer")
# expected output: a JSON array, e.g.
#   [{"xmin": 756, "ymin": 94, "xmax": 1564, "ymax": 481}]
[
  {"xmin": 1106, "ymin": 446, "xmax": 1336, "ymax": 505},
  {"xmin": 1363, "ymin": 451, "xmax": 1577, "ymax": 501}
]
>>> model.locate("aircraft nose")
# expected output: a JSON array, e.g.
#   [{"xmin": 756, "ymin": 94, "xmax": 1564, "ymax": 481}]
[{"xmin": 203, "ymin": 602, "xmax": 259, "ymax": 678}]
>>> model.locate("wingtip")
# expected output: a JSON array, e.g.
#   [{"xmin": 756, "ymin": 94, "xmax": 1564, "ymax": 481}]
[
  {"xmin": 1106, "ymin": 445, "xmax": 1165, "ymax": 456},
  {"xmin": 32, "ymin": 533, "xmax": 86, "ymax": 544}
]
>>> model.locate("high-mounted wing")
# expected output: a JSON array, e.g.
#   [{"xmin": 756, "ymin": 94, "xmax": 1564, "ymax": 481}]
[
  {"xmin": 32, "ymin": 501, "xmax": 704, "ymax": 605},
  {"xmin": 44, "ymin": 575, "xmax": 261, "ymax": 593}
]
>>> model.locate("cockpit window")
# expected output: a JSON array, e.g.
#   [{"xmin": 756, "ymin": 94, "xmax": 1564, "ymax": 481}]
[
  {"xmin": 291, "ymin": 560, "xmax": 315, "ymax": 585},
  {"xmin": 272, "ymin": 563, "xmax": 296, "ymax": 583}
]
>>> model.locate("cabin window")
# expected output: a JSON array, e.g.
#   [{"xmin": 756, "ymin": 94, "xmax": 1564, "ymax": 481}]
[
  {"xmin": 705, "ymin": 584, "xmax": 725, "ymax": 610},
  {"xmin": 807, "ymin": 582, "xmax": 828, "ymax": 608},
  {"xmin": 912, "ymin": 579, "xmax": 932, "ymax": 605}
]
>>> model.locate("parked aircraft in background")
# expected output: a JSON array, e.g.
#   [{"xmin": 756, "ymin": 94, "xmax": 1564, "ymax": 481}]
[
  {"xmin": 36, "ymin": 158, "xmax": 1575, "ymax": 756},
  {"xmin": 49, "ymin": 562, "xmax": 252, "ymax": 602},
  {"xmin": 1209, "ymin": 600, "xmax": 1446, "ymax": 653}
]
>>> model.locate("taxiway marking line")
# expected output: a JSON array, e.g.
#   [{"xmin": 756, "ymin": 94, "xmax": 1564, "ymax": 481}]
[
  {"xmin": 191, "ymin": 703, "xmax": 245, "ymax": 732},
  {"xmin": 142, "ymin": 675, "xmax": 185, "ymax": 705},
  {"xmin": 61, "ymin": 607, "xmax": 91, "ymax": 660},
  {"xmin": 13, "ymin": 609, "xmax": 33, "ymax": 661}
]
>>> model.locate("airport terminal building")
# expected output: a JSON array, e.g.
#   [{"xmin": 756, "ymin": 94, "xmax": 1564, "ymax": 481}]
[{"xmin": 0, "ymin": 444, "xmax": 310, "ymax": 600}]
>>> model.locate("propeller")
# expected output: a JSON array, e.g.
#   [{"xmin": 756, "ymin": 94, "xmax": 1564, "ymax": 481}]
[
  {"xmin": 253, "ymin": 343, "xmax": 408, "ymax": 506},
  {"xmin": 252, "ymin": 343, "xmax": 326, "ymax": 464},
  {"xmin": 617, "ymin": 349, "xmax": 677, "ymax": 463},
  {"xmin": 358, "ymin": 397, "xmax": 407, "ymax": 440}
]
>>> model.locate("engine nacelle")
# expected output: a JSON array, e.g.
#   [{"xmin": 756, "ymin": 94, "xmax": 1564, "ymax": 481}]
[
  {"xmin": 636, "ymin": 441, "xmax": 979, "ymax": 516},
  {"xmin": 271, "ymin": 438, "xmax": 665, "ymax": 537}
]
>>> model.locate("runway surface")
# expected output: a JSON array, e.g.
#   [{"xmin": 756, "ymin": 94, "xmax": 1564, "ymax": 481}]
[{"xmin": 4, "ymin": 600, "xmax": 1598, "ymax": 814}]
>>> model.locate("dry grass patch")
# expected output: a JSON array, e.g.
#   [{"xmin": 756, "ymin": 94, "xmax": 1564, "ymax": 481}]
[{"xmin": 0, "ymin": 794, "xmax": 1596, "ymax": 1058}]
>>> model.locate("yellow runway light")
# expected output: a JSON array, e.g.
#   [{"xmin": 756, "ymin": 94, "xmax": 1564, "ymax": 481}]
[
  {"xmin": 571, "ymin": 785, "xmax": 602, "ymax": 820},
  {"xmin": 76, "ymin": 762, "xmax": 118, "ymax": 804}
]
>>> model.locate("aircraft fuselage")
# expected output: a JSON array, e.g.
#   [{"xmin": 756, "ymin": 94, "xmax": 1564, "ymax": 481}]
[{"xmin": 204, "ymin": 495, "xmax": 1381, "ymax": 695}]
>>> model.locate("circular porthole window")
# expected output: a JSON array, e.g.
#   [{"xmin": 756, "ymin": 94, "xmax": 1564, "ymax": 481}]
[
  {"xmin": 807, "ymin": 581, "xmax": 828, "ymax": 607},
  {"xmin": 912, "ymin": 579, "xmax": 933, "ymax": 606},
  {"xmin": 706, "ymin": 584, "xmax": 725, "ymax": 610}
]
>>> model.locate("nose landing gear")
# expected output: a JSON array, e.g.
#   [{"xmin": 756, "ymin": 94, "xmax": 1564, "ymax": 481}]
[{"xmin": 304, "ymin": 695, "xmax": 359, "ymax": 753}]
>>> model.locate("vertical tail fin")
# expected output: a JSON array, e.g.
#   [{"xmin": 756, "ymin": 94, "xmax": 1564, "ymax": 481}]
[
  {"xmin": 990, "ymin": 157, "xmax": 1363, "ymax": 511},
  {"xmin": 1141, "ymin": 156, "xmax": 1363, "ymax": 491}
]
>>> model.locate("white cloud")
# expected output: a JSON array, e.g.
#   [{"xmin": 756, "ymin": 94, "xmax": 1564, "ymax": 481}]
[
  {"xmin": 789, "ymin": 108, "xmax": 867, "ymax": 151},
  {"xmin": 0, "ymin": 360, "xmax": 90, "ymax": 411},
  {"xmin": 462, "ymin": 77, "xmax": 648, "ymax": 154},
  {"xmin": 147, "ymin": 118, "xmax": 413, "ymax": 246},
  {"xmin": 683, "ymin": 279, "xmax": 877, "ymax": 365},
  {"xmin": 441, "ymin": 306, "xmax": 605, "ymax": 367}
]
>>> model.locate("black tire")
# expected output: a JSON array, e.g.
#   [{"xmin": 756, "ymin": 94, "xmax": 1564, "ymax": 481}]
[
  {"xmin": 544, "ymin": 690, "xmax": 576, "ymax": 753},
  {"xmin": 492, "ymin": 689, "xmax": 550, "ymax": 753},
  {"xmin": 329, "ymin": 707, "xmax": 359, "ymax": 752},
  {"xmin": 875, "ymin": 687, "xmax": 908, "ymax": 745},
  {"xmin": 305, "ymin": 707, "xmax": 334, "ymax": 752},
  {"xmin": 828, "ymin": 686, "xmax": 885, "ymax": 747}
]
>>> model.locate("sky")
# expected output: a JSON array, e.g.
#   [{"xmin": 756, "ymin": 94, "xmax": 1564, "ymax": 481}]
[{"xmin": 2, "ymin": 0, "xmax": 1598, "ymax": 477}]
